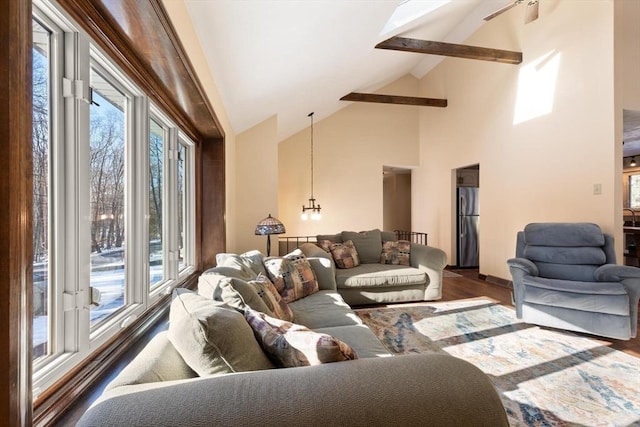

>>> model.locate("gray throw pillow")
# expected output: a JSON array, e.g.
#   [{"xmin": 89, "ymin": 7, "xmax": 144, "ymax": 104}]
[
  {"xmin": 168, "ymin": 288, "xmax": 274, "ymax": 377},
  {"xmin": 197, "ymin": 274, "xmax": 274, "ymax": 316},
  {"xmin": 342, "ymin": 229, "xmax": 383, "ymax": 264}
]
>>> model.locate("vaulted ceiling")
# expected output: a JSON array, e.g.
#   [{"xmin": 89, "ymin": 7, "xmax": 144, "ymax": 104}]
[{"xmin": 182, "ymin": 0, "xmax": 520, "ymax": 141}]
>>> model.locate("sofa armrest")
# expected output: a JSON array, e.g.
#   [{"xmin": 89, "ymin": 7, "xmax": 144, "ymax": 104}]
[
  {"xmin": 78, "ymin": 353, "xmax": 508, "ymax": 427},
  {"xmin": 410, "ymin": 244, "xmax": 447, "ymax": 299},
  {"xmin": 300, "ymin": 243, "xmax": 337, "ymax": 292}
]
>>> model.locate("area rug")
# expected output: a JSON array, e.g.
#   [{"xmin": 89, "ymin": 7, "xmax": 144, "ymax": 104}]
[{"xmin": 356, "ymin": 299, "xmax": 640, "ymax": 426}]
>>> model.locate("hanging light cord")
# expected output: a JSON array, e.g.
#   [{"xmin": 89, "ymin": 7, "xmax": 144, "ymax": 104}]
[{"xmin": 308, "ymin": 111, "xmax": 314, "ymax": 200}]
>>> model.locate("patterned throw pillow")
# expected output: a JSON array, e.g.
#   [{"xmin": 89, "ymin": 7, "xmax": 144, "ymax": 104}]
[
  {"xmin": 380, "ymin": 240, "xmax": 411, "ymax": 266},
  {"xmin": 263, "ymin": 250, "xmax": 319, "ymax": 303},
  {"xmin": 249, "ymin": 274, "xmax": 295, "ymax": 322},
  {"xmin": 316, "ymin": 239, "xmax": 334, "ymax": 253},
  {"xmin": 329, "ymin": 240, "xmax": 361, "ymax": 269},
  {"xmin": 244, "ymin": 308, "xmax": 358, "ymax": 368}
]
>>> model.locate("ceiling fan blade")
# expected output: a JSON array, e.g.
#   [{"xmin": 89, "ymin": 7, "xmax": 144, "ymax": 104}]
[
  {"xmin": 483, "ymin": 0, "xmax": 523, "ymax": 21},
  {"xmin": 524, "ymin": 0, "xmax": 539, "ymax": 23}
]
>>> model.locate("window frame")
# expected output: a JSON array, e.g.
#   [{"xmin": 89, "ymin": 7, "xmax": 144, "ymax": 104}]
[{"xmin": 31, "ymin": 0, "xmax": 197, "ymax": 398}]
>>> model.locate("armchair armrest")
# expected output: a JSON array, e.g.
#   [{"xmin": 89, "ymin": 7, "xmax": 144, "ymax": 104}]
[
  {"xmin": 595, "ymin": 264, "xmax": 640, "ymax": 338},
  {"xmin": 507, "ymin": 258, "xmax": 538, "ymax": 277},
  {"xmin": 594, "ymin": 264, "xmax": 640, "ymax": 281}
]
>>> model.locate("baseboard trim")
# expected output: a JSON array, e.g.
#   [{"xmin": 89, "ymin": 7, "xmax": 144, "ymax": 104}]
[{"xmin": 483, "ymin": 274, "xmax": 513, "ymax": 289}]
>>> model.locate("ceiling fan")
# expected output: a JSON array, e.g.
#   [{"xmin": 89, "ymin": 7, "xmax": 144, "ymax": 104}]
[{"xmin": 484, "ymin": 0, "xmax": 539, "ymax": 24}]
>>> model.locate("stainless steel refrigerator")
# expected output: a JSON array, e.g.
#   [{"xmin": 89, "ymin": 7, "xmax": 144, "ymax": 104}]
[{"xmin": 457, "ymin": 187, "xmax": 479, "ymax": 267}]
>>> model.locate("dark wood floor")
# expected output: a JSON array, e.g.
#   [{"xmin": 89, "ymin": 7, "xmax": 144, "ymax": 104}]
[{"xmin": 54, "ymin": 269, "xmax": 640, "ymax": 425}]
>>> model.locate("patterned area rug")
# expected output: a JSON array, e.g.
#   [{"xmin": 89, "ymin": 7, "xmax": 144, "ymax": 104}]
[{"xmin": 356, "ymin": 299, "xmax": 640, "ymax": 426}]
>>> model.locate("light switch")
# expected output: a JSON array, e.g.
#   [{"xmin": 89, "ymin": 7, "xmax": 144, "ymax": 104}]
[{"xmin": 593, "ymin": 183, "xmax": 602, "ymax": 195}]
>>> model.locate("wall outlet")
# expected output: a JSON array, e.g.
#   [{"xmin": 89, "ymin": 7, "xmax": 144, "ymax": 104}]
[{"xmin": 593, "ymin": 183, "xmax": 602, "ymax": 195}]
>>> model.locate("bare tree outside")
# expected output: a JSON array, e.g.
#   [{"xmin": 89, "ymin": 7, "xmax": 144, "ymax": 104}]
[
  {"xmin": 32, "ymin": 19, "xmax": 50, "ymax": 359},
  {"xmin": 88, "ymin": 68, "xmax": 127, "ymax": 326}
]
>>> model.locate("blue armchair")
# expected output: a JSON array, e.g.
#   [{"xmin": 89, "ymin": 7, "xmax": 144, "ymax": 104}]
[{"xmin": 507, "ymin": 223, "xmax": 640, "ymax": 340}]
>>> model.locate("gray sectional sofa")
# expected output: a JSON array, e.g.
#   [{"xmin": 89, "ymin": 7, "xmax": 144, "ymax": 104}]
[
  {"xmin": 77, "ymin": 249, "xmax": 506, "ymax": 427},
  {"xmin": 300, "ymin": 229, "xmax": 448, "ymax": 305}
]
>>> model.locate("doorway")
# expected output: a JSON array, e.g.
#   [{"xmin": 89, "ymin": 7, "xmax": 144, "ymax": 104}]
[
  {"xmin": 455, "ymin": 164, "xmax": 480, "ymax": 268},
  {"xmin": 622, "ymin": 109, "xmax": 640, "ymax": 266},
  {"xmin": 383, "ymin": 166, "xmax": 411, "ymax": 233}
]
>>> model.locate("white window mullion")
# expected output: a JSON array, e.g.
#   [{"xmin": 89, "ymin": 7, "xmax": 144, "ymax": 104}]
[
  {"xmin": 68, "ymin": 30, "xmax": 92, "ymax": 355},
  {"xmin": 166, "ymin": 128, "xmax": 179, "ymax": 281},
  {"xmin": 134, "ymin": 96, "xmax": 150, "ymax": 305}
]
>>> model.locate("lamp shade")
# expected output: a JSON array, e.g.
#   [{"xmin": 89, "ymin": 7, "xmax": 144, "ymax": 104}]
[{"xmin": 255, "ymin": 214, "xmax": 286, "ymax": 236}]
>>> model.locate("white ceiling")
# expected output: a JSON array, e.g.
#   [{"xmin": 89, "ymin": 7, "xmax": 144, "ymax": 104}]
[{"xmin": 184, "ymin": 0, "xmax": 515, "ymax": 141}]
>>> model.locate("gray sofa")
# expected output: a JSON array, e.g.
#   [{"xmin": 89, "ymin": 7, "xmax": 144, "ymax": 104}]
[
  {"xmin": 299, "ymin": 229, "xmax": 447, "ymax": 305},
  {"xmin": 77, "ymin": 249, "xmax": 507, "ymax": 427}
]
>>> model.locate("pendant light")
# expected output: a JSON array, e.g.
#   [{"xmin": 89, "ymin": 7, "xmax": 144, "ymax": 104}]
[{"xmin": 301, "ymin": 112, "xmax": 321, "ymax": 220}]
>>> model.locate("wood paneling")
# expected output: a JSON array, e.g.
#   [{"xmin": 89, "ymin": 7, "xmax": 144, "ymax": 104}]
[
  {"xmin": 376, "ymin": 37, "xmax": 523, "ymax": 65},
  {"xmin": 58, "ymin": 0, "xmax": 223, "ymax": 141},
  {"xmin": 340, "ymin": 92, "xmax": 448, "ymax": 107},
  {"xmin": 201, "ymin": 138, "xmax": 226, "ymax": 270},
  {"xmin": 1, "ymin": 0, "xmax": 33, "ymax": 425}
]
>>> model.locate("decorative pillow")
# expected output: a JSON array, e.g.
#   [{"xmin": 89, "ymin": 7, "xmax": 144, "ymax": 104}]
[
  {"xmin": 249, "ymin": 273, "xmax": 295, "ymax": 322},
  {"xmin": 244, "ymin": 308, "xmax": 358, "ymax": 368},
  {"xmin": 316, "ymin": 239, "xmax": 334, "ymax": 253},
  {"xmin": 342, "ymin": 229, "xmax": 383, "ymax": 263},
  {"xmin": 330, "ymin": 240, "xmax": 361, "ymax": 269},
  {"xmin": 380, "ymin": 240, "xmax": 411, "ymax": 266},
  {"xmin": 263, "ymin": 250, "xmax": 319, "ymax": 303},
  {"xmin": 167, "ymin": 288, "xmax": 274, "ymax": 377},
  {"xmin": 215, "ymin": 250, "xmax": 267, "ymax": 279},
  {"xmin": 197, "ymin": 274, "xmax": 274, "ymax": 317}
]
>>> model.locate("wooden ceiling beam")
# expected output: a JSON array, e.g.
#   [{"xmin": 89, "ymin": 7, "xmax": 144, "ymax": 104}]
[
  {"xmin": 340, "ymin": 92, "xmax": 447, "ymax": 107},
  {"xmin": 376, "ymin": 37, "xmax": 522, "ymax": 65}
]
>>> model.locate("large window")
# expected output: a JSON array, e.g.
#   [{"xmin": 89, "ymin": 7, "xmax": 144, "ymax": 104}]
[
  {"xmin": 89, "ymin": 64, "xmax": 128, "ymax": 327},
  {"xmin": 31, "ymin": 1, "xmax": 196, "ymax": 396},
  {"xmin": 32, "ymin": 16, "xmax": 53, "ymax": 361}
]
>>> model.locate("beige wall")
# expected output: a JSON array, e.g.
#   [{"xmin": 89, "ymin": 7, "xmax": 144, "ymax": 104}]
[
  {"xmin": 236, "ymin": 116, "xmax": 280, "ymax": 253},
  {"xmin": 277, "ymin": 75, "xmax": 420, "ymax": 240},
  {"xmin": 415, "ymin": 0, "xmax": 617, "ymax": 279},
  {"xmin": 167, "ymin": 0, "xmax": 640, "ymax": 278},
  {"xmin": 616, "ymin": 0, "xmax": 640, "ymax": 238}
]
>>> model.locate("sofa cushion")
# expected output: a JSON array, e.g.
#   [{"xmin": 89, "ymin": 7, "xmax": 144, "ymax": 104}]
[
  {"xmin": 380, "ymin": 240, "xmax": 411, "ymax": 266},
  {"xmin": 288, "ymin": 290, "xmax": 363, "ymax": 328},
  {"xmin": 342, "ymin": 229, "xmax": 383, "ymax": 264},
  {"xmin": 168, "ymin": 289, "xmax": 274, "ymax": 376},
  {"xmin": 244, "ymin": 308, "xmax": 358, "ymax": 367},
  {"xmin": 249, "ymin": 273, "xmax": 294, "ymax": 322},
  {"xmin": 264, "ymin": 250, "xmax": 319, "ymax": 303},
  {"xmin": 336, "ymin": 264, "xmax": 427, "ymax": 289},
  {"xmin": 330, "ymin": 240, "xmax": 361, "ymax": 269},
  {"xmin": 198, "ymin": 274, "xmax": 274, "ymax": 316}
]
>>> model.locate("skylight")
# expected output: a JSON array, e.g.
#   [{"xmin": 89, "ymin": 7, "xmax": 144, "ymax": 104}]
[{"xmin": 380, "ymin": 0, "xmax": 451, "ymax": 36}]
